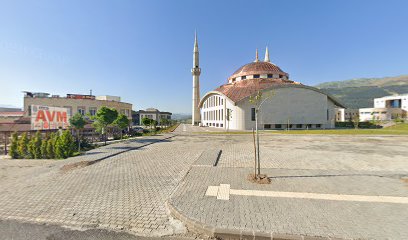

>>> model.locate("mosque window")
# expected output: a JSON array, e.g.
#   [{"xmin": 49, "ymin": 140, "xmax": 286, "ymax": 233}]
[
  {"xmin": 264, "ymin": 124, "xmax": 271, "ymax": 129},
  {"xmin": 242, "ymin": 76, "xmax": 247, "ymax": 80},
  {"xmin": 251, "ymin": 108, "xmax": 255, "ymax": 121},
  {"xmin": 275, "ymin": 124, "xmax": 282, "ymax": 129},
  {"xmin": 279, "ymin": 74, "xmax": 283, "ymax": 78},
  {"xmin": 296, "ymin": 124, "xmax": 302, "ymax": 128},
  {"xmin": 254, "ymin": 74, "xmax": 260, "ymax": 78},
  {"xmin": 316, "ymin": 124, "xmax": 321, "ymax": 128},
  {"xmin": 267, "ymin": 74, "xmax": 273, "ymax": 78}
]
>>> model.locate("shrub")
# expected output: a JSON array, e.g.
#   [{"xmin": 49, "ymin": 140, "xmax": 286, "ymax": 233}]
[
  {"xmin": 46, "ymin": 133, "xmax": 57, "ymax": 159},
  {"xmin": 28, "ymin": 131, "xmax": 42, "ymax": 159},
  {"xmin": 40, "ymin": 138, "xmax": 48, "ymax": 159},
  {"xmin": 9, "ymin": 132, "xmax": 19, "ymax": 159},
  {"xmin": 78, "ymin": 136, "xmax": 93, "ymax": 151},
  {"xmin": 55, "ymin": 130, "xmax": 75, "ymax": 159},
  {"xmin": 17, "ymin": 132, "xmax": 29, "ymax": 158}
]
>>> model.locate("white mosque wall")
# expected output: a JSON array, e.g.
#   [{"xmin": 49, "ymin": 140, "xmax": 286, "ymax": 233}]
[
  {"xmin": 200, "ymin": 87, "xmax": 337, "ymax": 131},
  {"xmin": 234, "ymin": 87, "xmax": 336, "ymax": 130},
  {"xmin": 200, "ymin": 93, "xmax": 226, "ymax": 128}
]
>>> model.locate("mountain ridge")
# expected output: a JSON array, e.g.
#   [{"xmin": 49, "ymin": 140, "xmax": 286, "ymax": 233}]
[
  {"xmin": 315, "ymin": 75, "xmax": 408, "ymax": 109},
  {"xmin": 315, "ymin": 75, "xmax": 408, "ymax": 89}
]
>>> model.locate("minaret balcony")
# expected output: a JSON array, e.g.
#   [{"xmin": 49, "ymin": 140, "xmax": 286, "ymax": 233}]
[{"xmin": 191, "ymin": 67, "xmax": 201, "ymax": 75}]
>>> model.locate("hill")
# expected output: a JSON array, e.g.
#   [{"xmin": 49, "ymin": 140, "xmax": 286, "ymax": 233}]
[{"xmin": 315, "ymin": 75, "xmax": 408, "ymax": 108}]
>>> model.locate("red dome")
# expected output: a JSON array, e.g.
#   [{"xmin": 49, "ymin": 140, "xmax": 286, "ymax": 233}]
[{"xmin": 228, "ymin": 61, "xmax": 288, "ymax": 82}]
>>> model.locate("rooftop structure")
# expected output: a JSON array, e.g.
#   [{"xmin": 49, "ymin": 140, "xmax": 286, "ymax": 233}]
[
  {"xmin": 132, "ymin": 108, "xmax": 172, "ymax": 126},
  {"xmin": 23, "ymin": 92, "xmax": 132, "ymax": 120}
]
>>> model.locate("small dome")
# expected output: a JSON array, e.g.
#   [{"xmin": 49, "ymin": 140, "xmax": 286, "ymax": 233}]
[{"xmin": 228, "ymin": 61, "xmax": 289, "ymax": 82}]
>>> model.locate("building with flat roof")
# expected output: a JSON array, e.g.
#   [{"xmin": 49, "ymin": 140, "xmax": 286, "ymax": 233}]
[
  {"xmin": 23, "ymin": 92, "xmax": 132, "ymax": 120},
  {"xmin": 358, "ymin": 94, "xmax": 408, "ymax": 121},
  {"xmin": 335, "ymin": 108, "xmax": 359, "ymax": 122},
  {"xmin": 132, "ymin": 108, "xmax": 172, "ymax": 126},
  {"xmin": 0, "ymin": 108, "xmax": 24, "ymax": 124}
]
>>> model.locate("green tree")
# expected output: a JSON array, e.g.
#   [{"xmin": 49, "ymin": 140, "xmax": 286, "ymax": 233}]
[
  {"xmin": 28, "ymin": 131, "xmax": 42, "ymax": 159},
  {"xmin": 352, "ymin": 114, "xmax": 360, "ymax": 129},
  {"xmin": 161, "ymin": 118, "xmax": 169, "ymax": 128},
  {"xmin": 46, "ymin": 133, "xmax": 58, "ymax": 159},
  {"xmin": 17, "ymin": 132, "xmax": 29, "ymax": 159},
  {"xmin": 9, "ymin": 132, "xmax": 19, "ymax": 159},
  {"xmin": 150, "ymin": 120, "xmax": 158, "ymax": 133},
  {"xmin": 93, "ymin": 107, "xmax": 118, "ymax": 145},
  {"xmin": 114, "ymin": 114, "xmax": 130, "ymax": 139},
  {"xmin": 69, "ymin": 113, "xmax": 87, "ymax": 152},
  {"xmin": 40, "ymin": 138, "xmax": 48, "ymax": 159},
  {"xmin": 141, "ymin": 117, "xmax": 152, "ymax": 129},
  {"xmin": 55, "ymin": 130, "xmax": 75, "ymax": 159}
]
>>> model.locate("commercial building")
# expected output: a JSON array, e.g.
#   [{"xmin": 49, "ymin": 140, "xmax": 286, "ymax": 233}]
[
  {"xmin": 132, "ymin": 108, "xmax": 172, "ymax": 126},
  {"xmin": 191, "ymin": 35, "xmax": 344, "ymax": 130},
  {"xmin": 23, "ymin": 92, "xmax": 132, "ymax": 120}
]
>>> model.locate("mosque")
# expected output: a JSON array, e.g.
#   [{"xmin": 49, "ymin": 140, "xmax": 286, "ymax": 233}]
[{"xmin": 191, "ymin": 34, "xmax": 344, "ymax": 130}]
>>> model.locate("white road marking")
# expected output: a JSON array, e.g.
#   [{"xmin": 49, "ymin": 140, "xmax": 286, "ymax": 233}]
[
  {"xmin": 205, "ymin": 184, "xmax": 408, "ymax": 204},
  {"xmin": 205, "ymin": 186, "xmax": 218, "ymax": 197},
  {"xmin": 217, "ymin": 184, "xmax": 230, "ymax": 200},
  {"xmin": 182, "ymin": 124, "xmax": 186, "ymax": 132}
]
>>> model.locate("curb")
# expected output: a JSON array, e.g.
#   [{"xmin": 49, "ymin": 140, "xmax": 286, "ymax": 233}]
[{"xmin": 166, "ymin": 201, "xmax": 349, "ymax": 240}]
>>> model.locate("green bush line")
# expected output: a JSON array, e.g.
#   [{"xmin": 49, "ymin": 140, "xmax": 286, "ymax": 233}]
[{"xmin": 9, "ymin": 130, "xmax": 77, "ymax": 159}]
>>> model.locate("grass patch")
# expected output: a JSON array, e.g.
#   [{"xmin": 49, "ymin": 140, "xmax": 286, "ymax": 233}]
[{"xmin": 161, "ymin": 123, "xmax": 180, "ymax": 133}]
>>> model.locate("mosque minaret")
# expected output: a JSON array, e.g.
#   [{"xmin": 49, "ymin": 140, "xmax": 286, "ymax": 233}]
[{"xmin": 191, "ymin": 32, "xmax": 201, "ymax": 125}]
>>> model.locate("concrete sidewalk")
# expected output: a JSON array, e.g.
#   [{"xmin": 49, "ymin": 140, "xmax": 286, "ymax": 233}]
[{"xmin": 169, "ymin": 166, "xmax": 408, "ymax": 240}]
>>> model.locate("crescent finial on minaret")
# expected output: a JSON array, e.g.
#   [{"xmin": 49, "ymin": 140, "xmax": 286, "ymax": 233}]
[
  {"xmin": 264, "ymin": 46, "xmax": 270, "ymax": 62},
  {"xmin": 254, "ymin": 49, "xmax": 259, "ymax": 62}
]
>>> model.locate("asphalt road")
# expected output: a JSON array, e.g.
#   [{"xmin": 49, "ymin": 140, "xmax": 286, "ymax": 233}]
[{"xmin": 0, "ymin": 219, "xmax": 198, "ymax": 240}]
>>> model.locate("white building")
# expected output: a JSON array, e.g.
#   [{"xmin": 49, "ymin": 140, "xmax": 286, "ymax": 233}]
[
  {"xmin": 359, "ymin": 94, "xmax": 408, "ymax": 121},
  {"xmin": 133, "ymin": 108, "xmax": 172, "ymax": 126},
  {"xmin": 191, "ymin": 36, "xmax": 344, "ymax": 130},
  {"xmin": 373, "ymin": 94, "xmax": 408, "ymax": 110},
  {"xmin": 335, "ymin": 108, "xmax": 359, "ymax": 122}
]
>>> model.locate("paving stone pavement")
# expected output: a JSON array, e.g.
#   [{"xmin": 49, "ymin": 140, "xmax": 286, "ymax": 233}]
[
  {"xmin": 171, "ymin": 167, "xmax": 408, "ymax": 239},
  {"xmin": 169, "ymin": 131, "xmax": 408, "ymax": 240},
  {"xmin": 0, "ymin": 134, "xmax": 206, "ymax": 237},
  {"xmin": 1, "ymin": 128, "xmax": 408, "ymax": 239},
  {"xmin": 217, "ymin": 134, "xmax": 408, "ymax": 172}
]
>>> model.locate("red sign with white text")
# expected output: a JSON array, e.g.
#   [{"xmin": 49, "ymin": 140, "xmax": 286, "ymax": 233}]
[{"xmin": 31, "ymin": 105, "xmax": 70, "ymax": 130}]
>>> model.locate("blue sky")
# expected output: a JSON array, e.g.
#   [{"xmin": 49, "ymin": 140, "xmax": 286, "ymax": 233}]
[{"xmin": 0, "ymin": 0, "xmax": 407, "ymax": 113}]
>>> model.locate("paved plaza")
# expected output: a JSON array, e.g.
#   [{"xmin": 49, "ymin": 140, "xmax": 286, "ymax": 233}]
[
  {"xmin": 0, "ymin": 125, "xmax": 407, "ymax": 239},
  {"xmin": 0, "ymin": 134, "xmax": 204, "ymax": 238}
]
